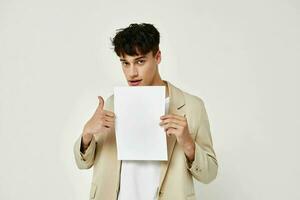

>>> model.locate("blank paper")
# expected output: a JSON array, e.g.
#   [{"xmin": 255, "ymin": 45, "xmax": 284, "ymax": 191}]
[{"xmin": 114, "ymin": 86, "xmax": 167, "ymax": 160}]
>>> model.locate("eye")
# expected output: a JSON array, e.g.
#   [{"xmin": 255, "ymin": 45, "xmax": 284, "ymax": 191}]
[
  {"xmin": 137, "ymin": 60, "xmax": 145, "ymax": 65},
  {"xmin": 122, "ymin": 62, "xmax": 129, "ymax": 67}
]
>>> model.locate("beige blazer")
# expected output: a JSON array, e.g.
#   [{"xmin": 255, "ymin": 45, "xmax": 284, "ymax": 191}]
[{"xmin": 74, "ymin": 80, "xmax": 218, "ymax": 200}]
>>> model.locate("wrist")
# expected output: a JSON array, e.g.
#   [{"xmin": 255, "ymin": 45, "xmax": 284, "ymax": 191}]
[
  {"xmin": 183, "ymin": 137, "xmax": 195, "ymax": 162},
  {"xmin": 82, "ymin": 131, "xmax": 93, "ymax": 147}
]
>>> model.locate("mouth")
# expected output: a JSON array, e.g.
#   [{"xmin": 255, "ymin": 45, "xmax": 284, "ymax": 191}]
[{"xmin": 128, "ymin": 79, "xmax": 142, "ymax": 86}]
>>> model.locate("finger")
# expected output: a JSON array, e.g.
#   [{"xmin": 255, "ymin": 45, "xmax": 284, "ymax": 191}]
[
  {"xmin": 165, "ymin": 128, "xmax": 177, "ymax": 136},
  {"xmin": 163, "ymin": 122, "xmax": 181, "ymax": 130},
  {"xmin": 160, "ymin": 118, "xmax": 185, "ymax": 127},
  {"xmin": 104, "ymin": 111, "xmax": 115, "ymax": 117},
  {"xmin": 104, "ymin": 125, "xmax": 111, "ymax": 129},
  {"xmin": 102, "ymin": 121, "xmax": 113, "ymax": 128},
  {"xmin": 104, "ymin": 123, "xmax": 115, "ymax": 130},
  {"xmin": 160, "ymin": 114, "xmax": 185, "ymax": 121},
  {"xmin": 104, "ymin": 116, "xmax": 115, "ymax": 122},
  {"xmin": 97, "ymin": 96, "xmax": 104, "ymax": 111}
]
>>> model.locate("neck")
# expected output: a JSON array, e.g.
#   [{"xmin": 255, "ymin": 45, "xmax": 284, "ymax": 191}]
[{"xmin": 151, "ymin": 75, "xmax": 169, "ymax": 98}]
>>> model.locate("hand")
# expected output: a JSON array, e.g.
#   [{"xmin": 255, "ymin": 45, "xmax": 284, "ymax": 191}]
[
  {"xmin": 159, "ymin": 114, "xmax": 195, "ymax": 161},
  {"xmin": 82, "ymin": 96, "xmax": 115, "ymax": 146}
]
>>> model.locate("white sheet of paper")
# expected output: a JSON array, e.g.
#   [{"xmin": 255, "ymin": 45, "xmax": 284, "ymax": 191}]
[{"xmin": 114, "ymin": 86, "xmax": 167, "ymax": 161}]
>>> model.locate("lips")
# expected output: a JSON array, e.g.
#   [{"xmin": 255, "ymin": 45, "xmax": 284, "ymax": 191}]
[{"xmin": 129, "ymin": 79, "xmax": 142, "ymax": 86}]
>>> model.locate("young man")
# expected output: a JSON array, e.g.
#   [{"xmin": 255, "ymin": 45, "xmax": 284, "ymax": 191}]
[{"xmin": 74, "ymin": 23, "xmax": 218, "ymax": 200}]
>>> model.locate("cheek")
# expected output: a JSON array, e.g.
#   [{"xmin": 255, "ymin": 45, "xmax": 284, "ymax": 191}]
[
  {"xmin": 122, "ymin": 68, "xmax": 129, "ymax": 77},
  {"xmin": 141, "ymin": 67, "xmax": 154, "ymax": 80},
  {"xmin": 144, "ymin": 63, "xmax": 156, "ymax": 75}
]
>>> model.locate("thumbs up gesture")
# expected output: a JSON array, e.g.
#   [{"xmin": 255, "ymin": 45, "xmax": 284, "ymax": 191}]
[{"xmin": 82, "ymin": 96, "xmax": 115, "ymax": 147}]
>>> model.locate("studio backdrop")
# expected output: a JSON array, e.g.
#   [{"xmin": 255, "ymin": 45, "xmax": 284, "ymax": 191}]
[{"xmin": 0, "ymin": 0, "xmax": 299, "ymax": 199}]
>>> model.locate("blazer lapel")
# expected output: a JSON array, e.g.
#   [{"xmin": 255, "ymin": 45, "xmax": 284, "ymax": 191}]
[{"xmin": 158, "ymin": 80, "xmax": 186, "ymax": 191}]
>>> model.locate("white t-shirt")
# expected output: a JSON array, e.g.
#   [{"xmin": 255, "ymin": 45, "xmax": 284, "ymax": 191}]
[{"xmin": 117, "ymin": 96, "xmax": 170, "ymax": 200}]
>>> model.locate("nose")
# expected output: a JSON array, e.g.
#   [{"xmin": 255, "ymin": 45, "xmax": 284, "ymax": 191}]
[{"xmin": 128, "ymin": 65, "xmax": 138, "ymax": 78}]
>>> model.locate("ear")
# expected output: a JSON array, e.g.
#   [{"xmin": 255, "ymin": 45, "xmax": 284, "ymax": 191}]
[{"xmin": 155, "ymin": 50, "xmax": 161, "ymax": 64}]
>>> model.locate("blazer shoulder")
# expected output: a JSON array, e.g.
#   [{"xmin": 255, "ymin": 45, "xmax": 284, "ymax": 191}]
[{"xmin": 182, "ymin": 91, "xmax": 205, "ymax": 110}]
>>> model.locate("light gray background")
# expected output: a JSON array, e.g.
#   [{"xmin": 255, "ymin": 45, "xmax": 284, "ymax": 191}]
[{"xmin": 0, "ymin": 0, "xmax": 299, "ymax": 199}]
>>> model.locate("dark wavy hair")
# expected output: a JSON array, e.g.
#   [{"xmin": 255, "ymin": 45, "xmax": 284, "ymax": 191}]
[{"xmin": 111, "ymin": 23, "xmax": 160, "ymax": 57}]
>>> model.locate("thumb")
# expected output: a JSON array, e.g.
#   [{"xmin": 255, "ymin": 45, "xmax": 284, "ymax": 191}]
[{"xmin": 97, "ymin": 96, "xmax": 104, "ymax": 110}]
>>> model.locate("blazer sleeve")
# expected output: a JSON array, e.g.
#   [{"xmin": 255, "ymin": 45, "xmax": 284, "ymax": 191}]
[
  {"xmin": 185, "ymin": 98, "xmax": 218, "ymax": 184},
  {"xmin": 73, "ymin": 134, "xmax": 97, "ymax": 169}
]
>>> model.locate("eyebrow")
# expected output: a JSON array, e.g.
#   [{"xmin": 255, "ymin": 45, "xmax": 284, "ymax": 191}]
[{"xmin": 120, "ymin": 56, "xmax": 146, "ymax": 62}]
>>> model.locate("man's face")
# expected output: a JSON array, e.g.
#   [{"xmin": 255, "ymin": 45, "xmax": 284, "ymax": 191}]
[{"xmin": 119, "ymin": 50, "xmax": 161, "ymax": 86}]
